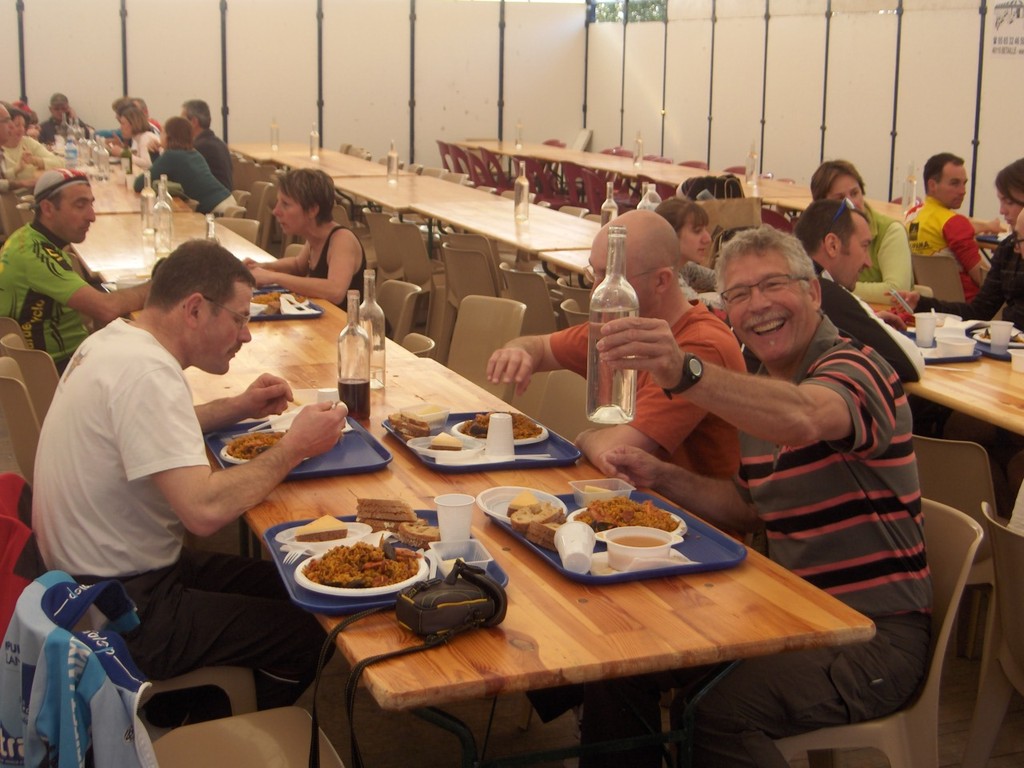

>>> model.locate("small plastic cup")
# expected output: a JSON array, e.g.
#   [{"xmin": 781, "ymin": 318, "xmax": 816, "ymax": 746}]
[
  {"xmin": 1010, "ymin": 349, "xmax": 1024, "ymax": 373},
  {"xmin": 988, "ymin": 321, "xmax": 1014, "ymax": 355},
  {"xmin": 913, "ymin": 312, "xmax": 937, "ymax": 348},
  {"xmin": 434, "ymin": 493, "xmax": 475, "ymax": 541},
  {"xmin": 553, "ymin": 521, "xmax": 596, "ymax": 575},
  {"xmin": 485, "ymin": 413, "xmax": 515, "ymax": 458}
]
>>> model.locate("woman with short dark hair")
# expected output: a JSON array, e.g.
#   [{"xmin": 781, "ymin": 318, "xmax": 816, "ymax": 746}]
[
  {"xmin": 133, "ymin": 116, "xmax": 233, "ymax": 215},
  {"xmin": 116, "ymin": 104, "xmax": 161, "ymax": 171},
  {"xmin": 243, "ymin": 168, "xmax": 366, "ymax": 306}
]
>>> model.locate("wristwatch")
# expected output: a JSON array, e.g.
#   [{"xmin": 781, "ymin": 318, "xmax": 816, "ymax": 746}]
[{"xmin": 663, "ymin": 353, "xmax": 704, "ymax": 397}]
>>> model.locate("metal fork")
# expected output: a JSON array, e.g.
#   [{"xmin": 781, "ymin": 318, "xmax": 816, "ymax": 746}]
[{"xmin": 282, "ymin": 547, "xmax": 310, "ymax": 565}]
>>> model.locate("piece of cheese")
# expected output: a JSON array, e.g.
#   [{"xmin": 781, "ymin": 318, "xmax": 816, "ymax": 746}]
[
  {"xmin": 429, "ymin": 433, "xmax": 463, "ymax": 450},
  {"xmin": 507, "ymin": 490, "xmax": 539, "ymax": 511},
  {"xmin": 583, "ymin": 485, "xmax": 609, "ymax": 494},
  {"xmin": 293, "ymin": 516, "xmax": 347, "ymax": 542}
]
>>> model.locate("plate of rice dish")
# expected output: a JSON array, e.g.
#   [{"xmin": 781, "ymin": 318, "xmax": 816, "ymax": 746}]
[
  {"xmin": 568, "ymin": 498, "xmax": 686, "ymax": 541},
  {"xmin": 294, "ymin": 541, "xmax": 427, "ymax": 597},
  {"xmin": 452, "ymin": 412, "xmax": 548, "ymax": 445},
  {"xmin": 220, "ymin": 431, "xmax": 286, "ymax": 464}
]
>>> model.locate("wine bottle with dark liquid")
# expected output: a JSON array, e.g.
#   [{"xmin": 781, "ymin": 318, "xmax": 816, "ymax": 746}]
[{"xmin": 337, "ymin": 290, "xmax": 371, "ymax": 420}]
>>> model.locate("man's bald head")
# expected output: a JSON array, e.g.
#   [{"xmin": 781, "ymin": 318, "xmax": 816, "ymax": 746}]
[{"xmin": 591, "ymin": 209, "xmax": 680, "ymax": 274}]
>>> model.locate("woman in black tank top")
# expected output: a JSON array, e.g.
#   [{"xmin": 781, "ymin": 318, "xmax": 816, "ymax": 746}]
[{"xmin": 243, "ymin": 168, "xmax": 366, "ymax": 306}]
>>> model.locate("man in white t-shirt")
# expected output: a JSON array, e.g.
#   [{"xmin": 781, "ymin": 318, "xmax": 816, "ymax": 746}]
[{"xmin": 32, "ymin": 240, "xmax": 349, "ymax": 721}]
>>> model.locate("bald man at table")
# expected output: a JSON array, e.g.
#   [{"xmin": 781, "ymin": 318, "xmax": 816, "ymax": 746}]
[
  {"xmin": 487, "ymin": 210, "xmax": 746, "ymax": 479},
  {"xmin": 32, "ymin": 240, "xmax": 349, "ymax": 724}
]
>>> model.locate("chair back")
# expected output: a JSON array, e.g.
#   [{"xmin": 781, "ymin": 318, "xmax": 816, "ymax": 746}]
[
  {"xmin": 362, "ymin": 209, "xmax": 404, "ymax": 282},
  {"xmin": 536, "ymin": 369, "xmax": 593, "ymax": 442},
  {"xmin": 679, "ymin": 160, "xmax": 710, "ymax": 170},
  {"xmin": 1, "ymin": 333, "xmax": 59, "ymax": 423},
  {"xmin": 216, "ymin": 217, "xmax": 260, "ymax": 245},
  {"xmin": 447, "ymin": 296, "xmax": 525, "ymax": 402},
  {"xmin": 580, "ymin": 168, "xmax": 610, "ymax": 215},
  {"xmin": 480, "ymin": 147, "xmax": 511, "ymax": 188},
  {"xmin": 559, "ymin": 206, "xmax": 589, "ymax": 219},
  {"xmin": 439, "ymin": 231, "xmax": 503, "ymax": 294},
  {"xmin": 774, "ymin": 498, "xmax": 981, "ymax": 768},
  {"xmin": 911, "ymin": 252, "xmax": 966, "ymax": 302},
  {"xmin": 0, "ymin": 316, "xmax": 22, "ymax": 342},
  {"xmin": 561, "ymin": 162, "xmax": 586, "ymax": 207},
  {"xmin": 420, "ymin": 166, "xmax": 447, "ymax": 179},
  {"xmin": 983, "ymin": 504, "xmax": 1024, "ymax": 675},
  {"xmin": 560, "ymin": 298, "xmax": 589, "ymax": 327},
  {"xmin": 282, "ymin": 243, "xmax": 305, "ymax": 261},
  {"xmin": 255, "ymin": 184, "xmax": 278, "ymax": 252},
  {"xmin": 400, "ymin": 332, "xmax": 436, "ymax": 358},
  {"xmin": 0, "ymin": 193, "xmax": 27, "ymax": 238},
  {"xmin": 556, "ymin": 277, "xmax": 592, "ymax": 313},
  {"xmin": 0, "ymin": 358, "xmax": 40, "ymax": 483},
  {"xmin": 388, "ymin": 218, "xmax": 434, "ymax": 291},
  {"xmin": 441, "ymin": 242, "xmax": 500, "ymax": 306},
  {"xmin": 569, "ymin": 129, "xmax": 592, "ymax": 151},
  {"xmin": 760, "ymin": 208, "xmax": 793, "ymax": 233},
  {"xmin": 378, "ymin": 280, "xmax": 422, "ymax": 341},
  {"xmin": 448, "ymin": 145, "xmax": 472, "ymax": 176},
  {"xmin": 500, "ymin": 263, "xmax": 558, "ymax": 336}
]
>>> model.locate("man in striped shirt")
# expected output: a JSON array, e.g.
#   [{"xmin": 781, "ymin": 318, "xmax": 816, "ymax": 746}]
[{"xmin": 582, "ymin": 226, "xmax": 932, "ymax": 768}]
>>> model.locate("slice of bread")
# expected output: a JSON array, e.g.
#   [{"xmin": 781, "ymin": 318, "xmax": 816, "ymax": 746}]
[
  {"xmin": 509, "ymin": 502, "xmax": 565, "ymax": 534},
  {"xmin": 396, "ymin": 520, "xmax": 440, "ymax": 549},
  {"xmin": 292, "ymin": 515, "xmax": 348, "ymax": 543},
  {"xmin": 525, "ymin": 520, "xmax": 561, "ymax": 551},
  {"xmin": 356, "ymin": 498, "xmax": 418, "ymax": 522},
  {"xmin": 389, "ymin": 412, "xmax": 430, "ymax": 441}
]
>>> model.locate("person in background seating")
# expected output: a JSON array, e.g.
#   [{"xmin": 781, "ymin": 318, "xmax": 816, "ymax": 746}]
[{"xmin": 181, "ymin": 99, "xmax": 233, "ymax": 190}]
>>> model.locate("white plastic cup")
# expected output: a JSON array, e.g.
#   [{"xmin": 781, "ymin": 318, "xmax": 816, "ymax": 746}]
[
  {"xmin": 1010, "ymin": 349, "xmax": 1024, "ymax": 373},
  {"xmin": 434, "ymin": 493, "xmax": 474, "ymax": 541},
  {"xmin": 553, "ymin": 521, "xmax": 596, "ymax": 575},
  {"xmin": 316, "ymin": 388, "xmax": 340, "ymax": 404},
  {"xmin": 484, "ymin": 412, "xmax": 515, "ymax": 458},
  {"xmin": 913, "ymin": 312, "xmax": 937, "ymax": 348},
  {"xmin": 988, "ymin": 321, "xmax": 1014, "ymax": 354}
]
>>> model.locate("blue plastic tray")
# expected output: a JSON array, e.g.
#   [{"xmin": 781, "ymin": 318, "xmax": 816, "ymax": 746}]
[
  {"xmin": 382, "ymin": 411, "xmax": 582, "ymax": 473},
  {"xmin": 490, "ymin": 491, "xmax": 747, "ymax": 584},
  {"xmin": 250, "ymin": 287, "xmax": 325, "ymax": 321},
  {"xmin": 205, "ymin": 418, "xmax": 392, "ymax": 479},
  {"xmin": 265, "ymin": 512, "xmax": 509, "ymax": 615}
]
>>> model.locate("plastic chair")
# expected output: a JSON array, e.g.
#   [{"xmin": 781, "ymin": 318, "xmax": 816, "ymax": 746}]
[
  {"xmin": 256, "ymin": 184, "xmax": 278, "ymax": 252},
  {"xmin": 378, "ymin": 279, "xmax": 422, "ymax": 341},
  {"xmin": 911, "ymin": 252, "xmax": 966, "ymax": 302},
  {"xmin": 439, "ymin": 231, "xmax": 505, "ymax": 295},
  {"xmin": 361, "ymin": 209, "xmax": 404, "ymax": 282},
  {"xmin": 400, "ymin": 332, "xmax": 436, "ymax": 358},
  {"xmin": 436, "ymin": 140, "xmax": 454, "ymax": 172},
  {"xmin": 144, "ymin": 665, "xmax": 257, "ymax": 719},
  {"xmin": 556, "ymin": 277, "xmax": 592, "ymax": 313},
  {"xmin": 535, "ymin": 368, "xmax": 593, "ymax": 442},
  {"xmin": 774, "ymin": 498, "xmax": 982, "ymax": 768},
  {"xmin": 679, "ymin": 160, "xmax": 710, "ymax": 170},
  {"xmin": 420, "ymin": 166, "xmax": 447, "ymax": 179},
  {"xmin": 436, "ymin": 242, "xmax": 502, "ymax": 363},
  {"xmin": 0, "ymin": 334, "xmax": 58, "ymax": 424},
  {"xmin": 913, "ymin": 435, "xmax": 996, "ymax": 658},
  {"xmin": 759, "ymin": 208, "xmax": 793, "ymax": 233},
  {"xmin": 480, "ymin": 147, "xmax": 512, "ymax": 190},
  {"xmin": 0, "ymin": 316, "xmax": 22, "ymax": 343},
  {"xmin": 569, "ymin": 129, "xmax": 592, "ymax": 151},
  {"xmin": 559, "ymin": 206, "xmax": 589, "ymax": 219},
  {"xmin": 961, "ymin": 503, "xmax": 1024, "ymax": 768},
  {"xmin": 499, "ymin": 263, "xmax": 559, "ymax": 336},
  {"xmin": 152, "ymin": 706, "xmax": 345, "ymax": 768},
  {"xmin": 216, "ymin": 217, "xmax": 260, "ymax": 245},
  {"xmin": 0, "ymin": 358, "xmax": 40, "ymax": 483},
  {"xmin": 447, "ymin": 144, "xmax": 472, "ymax": 176},
  {"xmin": 446, "ymin": 296, "xmax": 525, "ymax": 403},
  {"xmin": 517, "ymin": 156, "xmax": 569, "ymax": 209},
  {"xmin": 560, "ymin": 297, "xmax": 589, "ymax": 327}
]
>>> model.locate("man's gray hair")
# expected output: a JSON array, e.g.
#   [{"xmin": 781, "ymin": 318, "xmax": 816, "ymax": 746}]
[
  {"xmin": 715, "ymin": 226, "xmax": 816, "ymax": 292},
  {"xmin": 182, "ymin": 99, "xmax": 212, "ymax": 130}
]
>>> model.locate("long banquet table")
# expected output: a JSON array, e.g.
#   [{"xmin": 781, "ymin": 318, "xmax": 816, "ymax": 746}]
[
  {"xmin": 905, "ymin": 355, "xmax": 1024, "ymax": 436},
  {"xmin": 88, "ymin": 168, "xmax": 191, "ymax": 215},
  {"xmin": 181, "ymin": 300, "xmax": 873, "ymax": 762},
  {"xmin": 230, "ymin": 142, "xmax": 410, "ymax": 178}
]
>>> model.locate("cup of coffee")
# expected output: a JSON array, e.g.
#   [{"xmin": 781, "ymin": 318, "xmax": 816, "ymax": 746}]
[
  {"xmin": 913, "ymin": 312, "xmax": 937, "ymax": 348},
  {"xmin": 988, "ymin": 321, "xmax": 1014, "ymax": 355},
  {"xmin": 553, "ymin": 521, "xmax": 596, "ymax": 575},
  {"xmin": 434, "ymin": 493, "xmax": 475, "ymax": 541}
]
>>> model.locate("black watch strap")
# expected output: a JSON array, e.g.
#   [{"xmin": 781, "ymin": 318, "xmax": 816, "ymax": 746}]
[{"xmin": 663, "ymin": 353, "xmax": 703, "ymax": 398}]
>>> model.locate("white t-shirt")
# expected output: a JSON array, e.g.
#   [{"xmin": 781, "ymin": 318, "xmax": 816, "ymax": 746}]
[
  {"xmin": 33, "ymin": 319, "xmax": 209, "ymax": 577},
  {"xmin": 131, "ymin": 131, "xmax": 161, "ymax": 171}
]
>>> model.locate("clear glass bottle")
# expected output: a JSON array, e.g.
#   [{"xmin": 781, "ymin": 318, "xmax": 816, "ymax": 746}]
[
  {"xmin": 386, "ymin": 140, "xmax": 399, "ymax": 185},
  {"xmin": 514, "ymin": 161, "xmax": 530, "ymax": 222},
  {"xmin": 309, "ymin": 121, "xmax": 320, "ymax": 161},
  {"xmin": 337, "ymin": 290, "xmax": 371, "ymax": 420},
  {"xmin": 359, "ymin": 270, "xmax": 387, "ymax": 390},
  {"xmin": 140, "ymin": 169, "xmax": 156, "ymax": 233},
  {"xmin": 270, "ymin": 117, "xmax": 279, "ymax": 151},
  {"xmin": 633, "ymin": 131, "xmax": 644, "ymax": 169},
  {"xmin": 744, "ymin": 140, "xmax": 758, "ymax": 186},
  {"xmin": 93, "ymin": 137, "xmax": 110, "ymax": 181},
  {"xmin": 586, "ymin": 225, "xmax": 638, "ymax": 424},
  {"xmin": 902, "ymin": 161, "xmax": 918, "ymax": 217},
  {"xmin": 637, "ymin": 182, "xmax": 662, "ymax": 212},
  {"xmin": 600, "ymin": 181, "xmax": 618, "ymax": 226},
  {"xmin": 64, "ymin": 131, "xmax": 79, "ymax": 170},
  {"xmin": 154, "ymin": 175, "xmax": 174, "ymax": 257},
  {"xmin": 205, "ymin": 213, "xmax": 217, "ymax": 241}
]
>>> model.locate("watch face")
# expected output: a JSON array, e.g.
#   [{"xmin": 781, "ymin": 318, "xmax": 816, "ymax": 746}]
[{"xmin": 688, "ymin": 356, "xmax": 703, "ymax": 378}]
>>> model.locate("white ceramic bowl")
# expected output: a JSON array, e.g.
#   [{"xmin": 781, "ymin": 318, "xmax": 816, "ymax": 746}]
[
  {"xmin": 569, "ymin": 478, "xmax": 635, "ymax": 507},
  {"xmin": 935, "ymin": 338, "xmax": 976, "ymax": 357},
  {"xmin": 604, "ymin": 526, "xmax": 683, "ymax": 571}
]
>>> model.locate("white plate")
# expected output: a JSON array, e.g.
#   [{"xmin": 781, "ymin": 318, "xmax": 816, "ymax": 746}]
[
  {"xmin": 294, "ymin": 551, "xmax": 428, "ymax": 597},
  {"xmin": 971, "ymin": 327, "xmax": 1024, "ymax": 348},
  {"xmin": 475, "ymin": 486, "xmax": 568, "ymax": 525},
  {"xmin": 275, "ymin": 519, "xmax": 374, "ymax": 554},
  {"xmin": 567, "ymin": 507, "xmax": 687, "ymax": 541},
  {"xmin": 450, "ymin": 420, "xmax": 549, "ymax": 446},
  {"xmin": 407, "ymin": 434, "xmax": 485, "ymax": 460},
  {"xmin": 220, "ymin": 434, "xmax": 286, "ymax": 465}
]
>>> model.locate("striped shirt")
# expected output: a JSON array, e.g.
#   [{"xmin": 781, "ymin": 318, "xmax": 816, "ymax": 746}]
[{"xmin": 736, "ymin": 317, "xmax": 931, "ymax": 618}]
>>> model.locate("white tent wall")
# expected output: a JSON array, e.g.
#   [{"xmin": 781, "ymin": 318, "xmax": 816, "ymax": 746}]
[{"xmin": 1, "ymin": 0, "xmax": 1020, "ymax": 221}]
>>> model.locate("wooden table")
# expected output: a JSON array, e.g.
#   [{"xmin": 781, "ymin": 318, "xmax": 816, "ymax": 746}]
[
  {"xmin": 184, "ymin": 303, "xmax": 874, "ymax": 722},
  {"xmin": 231, "ymin": 142, "xmax": 409, "ymax": 178},
  {"xmin": 906, "ymin": 355, "xmax": 1024, "ymax": 436},
  {"xmin": 89, "ymin": 171, "xmax": 190, "ymax": 215},
  {"xmin": 538, "ymin": 248, "xmax": 591, "ymax": 275},
  {"xmin": 333, "ymin": 173, "xmax": 489, "ymax": 213},
  {"xmin": 75, "ymin": 212, "xmax": 275, "ymax": 282}
]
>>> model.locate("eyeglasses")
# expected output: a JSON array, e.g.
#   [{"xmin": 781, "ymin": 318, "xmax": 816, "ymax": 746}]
[
  {"xmin": 828, "ymin": 197, "xmax": 856, "ymax": 231},
  {"xmin": 202, "ymin": 296, "xmax": 250, "ymax": 328},
  {"xmin": 582, "ymin": 264, "xmax": 664, "ymax": 288},
  {"xmin": 720, "ymin": 274, "xmax": 810, "ymax": 306}
]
